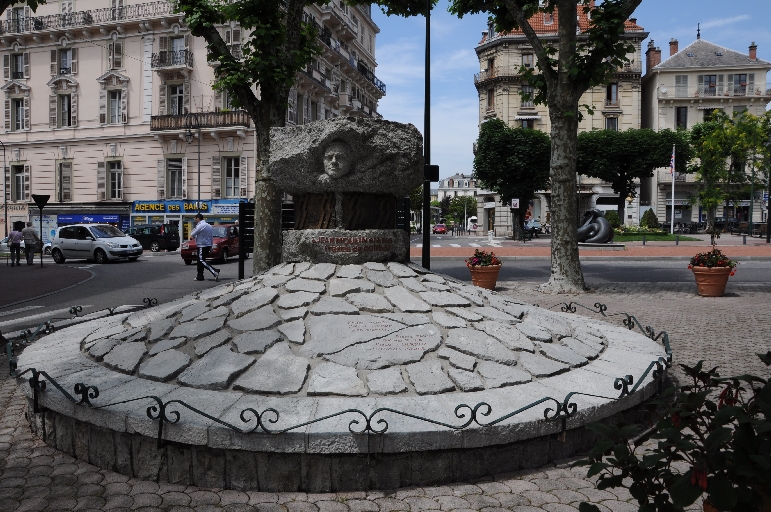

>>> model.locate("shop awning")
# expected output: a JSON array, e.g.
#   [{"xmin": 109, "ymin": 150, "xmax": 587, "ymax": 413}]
[{"xmin": 515, "ymin": 115, "xmax": 542, "ymax": 120}]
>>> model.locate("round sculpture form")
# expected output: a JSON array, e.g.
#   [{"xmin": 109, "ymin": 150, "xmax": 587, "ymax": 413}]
[
  {"xmin": 17, "ymin": 262, "xmax": 669, "ymax": 492},
  {"xmin": 577, "ymin": 209, "xmax": 615, "ymax": 244}
]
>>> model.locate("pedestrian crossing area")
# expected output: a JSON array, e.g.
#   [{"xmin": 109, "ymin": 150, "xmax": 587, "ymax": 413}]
[{"xmin": 415, "ymin": 241, "xmax": 504, "ymax": 248}]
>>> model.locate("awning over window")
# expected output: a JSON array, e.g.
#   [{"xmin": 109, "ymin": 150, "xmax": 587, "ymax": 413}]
[{"xmin": 515, "ymin": 115, "xmax": 542, "ymax": 120}]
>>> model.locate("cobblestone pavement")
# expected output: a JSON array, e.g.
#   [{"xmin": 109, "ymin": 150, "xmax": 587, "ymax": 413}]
[{"xmin": 1, "ymin": 280, "xmax": 769, "ymax": 511}]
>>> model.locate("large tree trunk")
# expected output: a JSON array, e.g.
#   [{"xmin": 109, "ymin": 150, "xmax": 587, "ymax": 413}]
[
  {"xmin": 540, "ymin": 89, "xmax": 585, "ymax": 293},
  {"xmin": 252, "ymin": 104, "xmax": 284, "ymax": 274}
]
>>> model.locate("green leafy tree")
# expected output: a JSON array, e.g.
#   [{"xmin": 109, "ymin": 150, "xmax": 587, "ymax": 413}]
[
  {"xmin": 577, "ymin": 128, "xmax": 693, "ymax": 221},
  {"xmin": 448, "ymin": 195, "xmax": 478, "ymax": 227},
  {"xmin": 640, "ymin": 208, "xmax": 659, "ymax": 228},
  {"xmin": 439, "ymin": 196, "xmax": 451, "ymax": 222},
  {"xmin": 691, "ymin": 111, "xmax": 771, "ymax": 243},
  {"xmin": 176, "ymin": 0, "xmax": 431, "ymax": 272},
  {"xmin": 473, "ymin": 118, "xmax": 550, "ymax": 239},
  {"xmin": 408, "ymin": 185, "xmax": 424, "ymax": 230},
  {"xmin": 451, "ymin": 0, "xmax": 643, "ymax": 293},
  {"xmin": 603, "ymin": 210, "xmax": 620, "ymax": 228},
  {"xmin": 0, "ymin": 0, "xmax": 46, "ymax": 19}
]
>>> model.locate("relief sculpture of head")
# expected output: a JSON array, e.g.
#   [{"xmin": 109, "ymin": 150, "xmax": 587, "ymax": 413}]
[{"xmin": 321, "ymin": 139, "xmax": 353, "ymax": 182}]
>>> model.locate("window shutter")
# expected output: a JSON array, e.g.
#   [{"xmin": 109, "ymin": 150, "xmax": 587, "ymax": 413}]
[
  {"xmin": 224, "ymin": 30, "xmax": 230, "ymax": 44},
  {"xmin": 211, "ymin": 155, "xmax": 221, "ymax": 198},
  {"xmin": 50, "ymin": 49, "xmax": 57, "ymax": 75},
  {"xmin": 3, "ymin": 55, "xmax": 9, "ymax": 80},
  {"xmin": 113, "ymin": 42, "xmax": 123, "ymax": 69},
  {"xmin": 22, "ymin": 95, "xmax": 29, "ymax": 130},
  {"xmin": 748, "ymin": 73, "xmax": 755, "ymax": 93},
  {"xmin": 182, "ymin": 81, "xmax": 190, "ymax": 114},
  {"xmin": 108, "ymin": 42, "xmax": 114, "ymax": 69},
  {"xmin": 232, "ymin": 29, "xmax": 241, "ymax": 43},
  {"xmin": 22, "ymin": 52, "xmax": 29, "ymax": 78},
  {"xmin": 70, "ymin": 48, "xmax": 77, "ymax": 74},
  {"xmin": 3, "ymin": 99, "xmax": 9, "ymax": 130},
  {"xmin": 158, "ymin": 35, "xmax": 168, "ymax": 52},
  {"xmin": 717, "ymin": 75, "xmax": 724, "ymax": 95},
  {"xmin": 49, "ymin": 95, "xmax": 58, "ymax": 127},
  {"xmin": 184, "ymin": 34, "xmax": 190, "ymax": 50},
  {"xmin": 214, "ymin": 89, "xmax": 222, "ymax": 111},
  {"xmin": 121, "ymin": 87, "xmax": 127, "ymax": 123},
  {"xmin": 158, "ymin": 82, "xmax": 166, "ymax": 115},
  {"xmin": 96, "ymin": 161, "xmax": 106, "ymax": 200},
  {"xmin": 4, "ymin": 166, "xmax": 10, "ymax": 200},
  {"xmin": 99, "ymin": 89, "xmax": 107, "ymax": 124},
  {"xmin": 60, "ymin": 162, "xmax": 72, "ymax": 202},
  {"xmin": 181, "ymin": 157, "xmax": 187, "ymax": 199},
  {"xmin": 156, "ymin": 159, "xmax": 165, "ymax": 199},
  {"xmin": 70, "ymin": 92, "xmax": 77, "ymax": 126},
  {"xmin": 239, "ymin": 155, "xmax": 247, "ymax": 197},
  {"xmin": 727, "ymin": 74, "xmax": 733, "ymax": 92},
  {"xmin": 23, "ymin": 164, "xmax": 30, "ymax": 200}
]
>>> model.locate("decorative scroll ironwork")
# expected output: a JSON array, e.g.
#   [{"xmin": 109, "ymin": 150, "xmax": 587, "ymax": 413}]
[
  {"xmin": 69, "ymin": 306, "xmax": 83, "ymax": 317},
  {"xmin": 143, "ymin": 298, "xmax": 158, "ymax": 308},
  {"xmin": 151, "ymin": 50, "xmax": 194, "ymax": 69},
  {"xmin": 150, "ymin": 111, "xmax": 250, "ymax": 132},
  {"xmin": 24, "ymin": 321, "xmax": 54, "ymax": 344}
]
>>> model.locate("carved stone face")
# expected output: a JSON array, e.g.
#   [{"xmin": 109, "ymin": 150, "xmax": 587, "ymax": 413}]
[{"xmin": 322, "ymin": 141, "xmax": 352, "ymax": 179}]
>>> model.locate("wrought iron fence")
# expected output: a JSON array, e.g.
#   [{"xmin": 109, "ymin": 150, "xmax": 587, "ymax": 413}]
[
  {"xmin": 151, "ymin": 50, "xmax": 194, "ymax": 69},
  {"xmin": 8, "ymin": 301, "xmax": 673, "ymax": 450},
  {"xmin": 150, "ymin": 110, "xmax": 250, "ymax": 131},
  {"xmin": 0, "ymin": 1, "xmax": 173, "ymax": 34}
]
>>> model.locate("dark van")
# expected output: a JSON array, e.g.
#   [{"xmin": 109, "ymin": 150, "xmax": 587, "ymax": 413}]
[{"xmin": 126, "ymin": 224, "xmax": 180, "ymax": 252}]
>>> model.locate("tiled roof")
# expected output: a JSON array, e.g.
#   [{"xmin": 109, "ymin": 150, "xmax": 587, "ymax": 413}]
[
  {"xmin": 655, "ymin": 39, "xmax": 771, "ymax": 69},
  {"xmin": 478, "ymin": 2, "xmax": 644, "ymax": 45}
]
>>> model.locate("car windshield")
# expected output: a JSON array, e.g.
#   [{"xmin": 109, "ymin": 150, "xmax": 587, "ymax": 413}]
[
  {"xmin": 436, "ymin": 224, "xmax": 445, "ymax": 228},
  {"xmin": 211, "ymin": 227, "xmax": 228, "ymax": 238},
  {"xmin": 89, "ymin": 225, "xmax": 126, "ymax": 238}
]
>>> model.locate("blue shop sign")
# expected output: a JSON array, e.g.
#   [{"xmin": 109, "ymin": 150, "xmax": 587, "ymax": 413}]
[{"xmin": 58, "ymin": 214, "xmax": 121, "ymax": 223}]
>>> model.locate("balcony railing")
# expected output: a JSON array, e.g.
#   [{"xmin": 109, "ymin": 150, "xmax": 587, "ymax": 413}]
[
  {"xmin": 150, "ymin": 110, "xmax": 251, "ymax": 131},
  {"xmin": 10, "ymin": 71, "xmax": 23, "ymax": 79},
  {"xmin": 59, "ymin": 67, "xmax": 72, "ymax": 75},
  {"xmin": 604, "ymin": 98, "xmax": 620, "ymax": 107},
  {"xmin": 663, "ymin": 84, "xmax": 771, "ymax": 99},
  {"xmin": 658, "ymin": 170, "xmax": 692, "ymax": 183},
  {"xmin": 356, "ymin": 62, "xmax": 386, "ymax": 94},
  {"xmin": 475, "ymin": 64, "xmax": 641, "ymax": 84},
  {"xmin": 0, "ymin": 1, "xmax": 173, "ymax": 34},
  {"xmin": 151, "ymin": 50, "xmax": 193, "ymax": 69}
]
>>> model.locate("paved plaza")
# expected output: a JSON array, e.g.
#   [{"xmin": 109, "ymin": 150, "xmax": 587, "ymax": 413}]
[{"xmin": 1, "ymin": 274, "xmax": 769, "ymax": 511}]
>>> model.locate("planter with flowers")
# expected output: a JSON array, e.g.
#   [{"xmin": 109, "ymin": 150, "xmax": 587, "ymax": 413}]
[
  {"xmin": 689, "ymin": 247, "xmax": 737, "ymax": 297},
  {"xmin": 466, "ymin": 249, "xmax": 501, "ymax": 290}
]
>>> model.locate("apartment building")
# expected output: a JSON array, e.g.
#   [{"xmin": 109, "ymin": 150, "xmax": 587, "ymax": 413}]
[
  {"xmin": 436, "ymin": 173, "xmax": 480, "ymax": 201},
  {"xmin": 0, "ymin": 0, "xmax": 384, "ymax": 239},
  {"xmin": 641, "ymin": 36, "xmax": 771, "ymax": 225},
  {"xmin": 473, "ymin": 7, "xmax": 648, "ymax": 235}
]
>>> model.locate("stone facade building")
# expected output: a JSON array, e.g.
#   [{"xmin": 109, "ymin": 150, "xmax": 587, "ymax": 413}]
[
  {"xmin": 0, "ymin": 0, "xmax": 384, "ymax": 239},
  {"xmin": 473, "ymin": 7, "xmax": 648, "ymax": 235},
  {"xmin": 436, "ymin": 173, "xmax": 479, "ymax": 201},
  {"xmin": 641, "ymin": 36, "xmax": 771, "ymax": 226}
]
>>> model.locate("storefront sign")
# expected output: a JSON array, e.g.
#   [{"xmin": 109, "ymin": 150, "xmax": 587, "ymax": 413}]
[
  {"xmin": 58, "ymin": 214, "xmax": 121, "ymax": 223},
  {"xmin": 132, "ymin": 201, "xmax": 212, "ymax": 213},
  {"xmin": 211, "ymin": 203, "xmax": 241, "ymax": 215},
  {"xmin": 665, "ymin": 199, "xmax": 690, "ymax": 206},
  {"xmin": 726, "ymin": 201, "xmax": 751, "ymax": 207},
  {"xmin": 41, "ymin": 215, "xmax": 58, "ymax": 244}
]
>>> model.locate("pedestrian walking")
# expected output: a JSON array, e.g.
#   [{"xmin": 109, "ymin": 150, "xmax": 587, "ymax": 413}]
[
  {"xmin": 8, "ymin": 226, "xmax": 22, "ymax": 266},
  {"xmin": 189, "ymin": 213, "xmax": 220, "ymax": 282},
  {"xmin": 21, "ymin": 222, "xmax": 40, "ymax": 266}
]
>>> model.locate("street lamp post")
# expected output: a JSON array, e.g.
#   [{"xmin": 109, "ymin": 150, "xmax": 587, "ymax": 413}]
[
  {"xmin": 184, "ymin": 112, "xmax": 202, "ymax": 213},
  {"xmin": 1, "ymin": 139, "xmax": 6, "ymax": 237}
]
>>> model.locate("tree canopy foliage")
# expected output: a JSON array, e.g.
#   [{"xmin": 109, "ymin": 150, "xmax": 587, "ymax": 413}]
[
  {"xmin": 473, "ymin": 118, "xmax": 550, "ymax": 237},
  {"xmin": 577, "ymin": 128, "xmax": 693, "ymax": 219},
  {"xmin": 447, "ymin": 196, "xmax": 478, "ymax": 227}
]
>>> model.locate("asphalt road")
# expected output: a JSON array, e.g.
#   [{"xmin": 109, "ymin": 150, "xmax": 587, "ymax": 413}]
[{"xmin": 3, "ymin": 249, "xmax": 771, "ymax": 334}]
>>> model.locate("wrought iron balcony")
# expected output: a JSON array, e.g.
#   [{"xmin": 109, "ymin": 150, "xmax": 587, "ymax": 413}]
[
  {"xmin": 59, "ymin": 67, "xmax": 72, "ymax": 75},
  {"xmin": 151, "ymin": 50, "xmax": 193, "ymax": 69},
  {"xmin": 0, "ymin": 1, "xmax": 173, "ymax": 34},
  {"xmin": 150, "ymin": 110, "xmax": 250, "ymax": 131},
  {"xmin": 663, "ymin": 84, "xmax": 771, "ymax": 99},
  {"xmin": 356, "ymin": 62, "xmax": 386, "ymax": 94},
  {"xmin": 11, "ymin": 71, "xmax": 23, "ymax": 79}
]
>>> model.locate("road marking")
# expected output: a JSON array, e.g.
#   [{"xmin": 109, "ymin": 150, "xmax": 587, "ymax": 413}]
[
  {"xmin": 450, "ymin": 244, "xmax": 461, "ymax": 248},
  {"xmin": 0, "ymin": 305, "xmax": 44, "ymax": 318},
  {"xmin": 432, "ymin": 244, "xmax": 441, "ymax": 248},
  {"xmin": 469, "ymin": 243, "xmax": 481, "ymax": 247},
  {"xmin": 0, "ymin": 306, "xmax": 94, "ymax": 328},
  {"xmin": 415, "ymin": 244, "xmax": 423, "ymax": 248}
]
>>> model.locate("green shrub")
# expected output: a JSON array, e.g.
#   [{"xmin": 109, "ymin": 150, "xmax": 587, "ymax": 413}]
[
  {"xmin": 640, "ymin": 208, "xmax": 660, "ymax": 228},
  {"xmin": 604, "ymin": 210, "xmax": 621, "ymax": 228}
]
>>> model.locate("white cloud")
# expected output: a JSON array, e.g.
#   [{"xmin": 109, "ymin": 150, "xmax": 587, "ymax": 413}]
[{"xmin": 700, "ymin": 15, "xmax": 750, "ymax": 29}]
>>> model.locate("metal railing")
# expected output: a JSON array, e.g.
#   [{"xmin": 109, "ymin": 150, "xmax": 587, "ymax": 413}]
[
  {"xmin": 0, "ymin": 1, "xmax": 173, "ymax": 34},
  {"xmin": 356, "ymin": 62, "xmax": 386, "ymax": 94},
  {"xmin": 475, "ymin": 63, "xmax": 642, "ymax": 84},
  {"xmin": 58, "ymin": 67, "xmax": 71, "ymax": 75},
  {"xmin": 151, "ymin": 49, "xmax": 194, "ymax": 69},
  {"xmin": 11, "ymin": 71, "xmax": 24, "ymax": 79},
  {"xmin": 663, "ymin": 84, "xmax": 771, "ymax": 99},
  {"xmin": 8, "ymin": 300, "xmax": 672, "ymax": 449},
  {"xmin": 150, "ymin": 110, "xmax": 250, "ymax": 131},
  {"xmin": 658, "ymin": 170, "xmax": 693, "ymax": 183}
]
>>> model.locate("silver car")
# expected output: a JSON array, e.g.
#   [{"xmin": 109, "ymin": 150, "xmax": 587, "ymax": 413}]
[{"xmin": 50, "ymin": 224, "xmax": 143, "ymax": 264}]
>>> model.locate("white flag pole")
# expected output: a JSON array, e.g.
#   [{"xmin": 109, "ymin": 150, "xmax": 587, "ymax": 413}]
[{"xmin": 670, "ymin": 144, "xmax": 676, "ymax": 235}]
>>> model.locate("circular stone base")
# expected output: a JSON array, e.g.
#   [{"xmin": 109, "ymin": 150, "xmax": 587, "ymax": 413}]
[{"xmin": 16, "ymin": 262, "xmax": 668, "ymax": 491}]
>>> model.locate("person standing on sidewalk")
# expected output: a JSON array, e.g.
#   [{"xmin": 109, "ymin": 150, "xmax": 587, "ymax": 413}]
[
  {"xmin": 8, "ymin": 226, "xmax": 22, "ymax": 266},
  {"xmin": 189, "ymin": 213, "xmax": 220, "ymax": 282},
  {"xmin": 21, "ymin": 222, "xmax": 40, "ymax": 266}
]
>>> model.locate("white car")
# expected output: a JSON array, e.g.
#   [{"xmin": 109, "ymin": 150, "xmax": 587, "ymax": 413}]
[
  {"xmin": 50, "ymin": 224, "xmax": 143, "ymax": 264},
  {"xmin": 1, "ymin": 237, "xmax": 52, "ymax": 256}
]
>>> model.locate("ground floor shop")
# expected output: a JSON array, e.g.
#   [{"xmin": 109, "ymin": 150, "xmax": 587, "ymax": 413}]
[{"xmin": 130, "ymin": 199, "xmax": 243, "ymax": 240}]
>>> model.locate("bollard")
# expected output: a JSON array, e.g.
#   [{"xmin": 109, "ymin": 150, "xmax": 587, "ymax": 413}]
[
  {"xmin": 676, "ymin": 236, "xmax": 679, "ymax": 245},
  {"xmin": 743, "ymin": 235, "xmax": 747, "ymax": 245},
  {"xmin": 642, "ymin": 235, "xmax": 646, "ymax": 246}
]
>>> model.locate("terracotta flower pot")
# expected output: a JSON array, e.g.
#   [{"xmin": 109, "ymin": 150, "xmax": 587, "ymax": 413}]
[
  {"xmin": 692, "ymin": 266, "xmax": 732, "ymax": 297},
  {"xmin": 703, "ymin": 499, "xmax": 719, "ymax": 512},
  {"xmin": 468, "ymin": 264, "xmax": 501, "ymax": 290}
]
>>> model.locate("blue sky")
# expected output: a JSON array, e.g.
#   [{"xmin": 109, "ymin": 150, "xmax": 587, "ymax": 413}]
[{"xmin": 371, "ymin": 0, "xmax": 771, "ymax": 180}]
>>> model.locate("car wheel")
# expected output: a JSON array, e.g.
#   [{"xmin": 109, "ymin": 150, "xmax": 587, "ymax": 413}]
[
  {"xmin": 184, "ymin": 259, "xmax": 193, "ymax": 265},
  {"xmin": 44, "ymin": 246, "xmax": 51, "ymax": 256},
  {"xmin": 94, "ymin": 249, "xmax": 108, "ymax": 264},
  {"xmin": 221, "ymin": 248, "xmax": 228, "ymax": 263},
  {"xmin": 150, "ymin": 241, "xmax": 160, "ymax": 252},
  {"xmin": 52, "ymin": 249, "xmax": 65, "ymax": 264}
]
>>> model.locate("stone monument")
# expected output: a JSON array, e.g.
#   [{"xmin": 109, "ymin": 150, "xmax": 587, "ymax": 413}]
[{"xmin": 271, "ymin": 117, "xmax": 423, "ymax": 264}]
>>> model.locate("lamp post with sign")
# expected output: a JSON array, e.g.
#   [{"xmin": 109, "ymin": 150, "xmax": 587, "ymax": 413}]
[
  {"xmin": 184, "ymin": 112, "xmax": 202, "ymax": 213},
  {"xmin": 31, "ymin": 194, "xmax": 49, "ymax": 268}
]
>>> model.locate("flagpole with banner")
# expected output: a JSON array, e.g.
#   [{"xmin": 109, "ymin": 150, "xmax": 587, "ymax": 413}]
[{"xmin": 670, "ymin": 144, "xmax": 676, "ymax": 235}]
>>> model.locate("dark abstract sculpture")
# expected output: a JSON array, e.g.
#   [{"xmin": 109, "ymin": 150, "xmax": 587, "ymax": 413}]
[{"xmin": 577, "ymin": 209, "xmax": 615, "ymax": 243}]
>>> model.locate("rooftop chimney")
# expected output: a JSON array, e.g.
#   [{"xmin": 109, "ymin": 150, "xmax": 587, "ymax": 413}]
[
  {"xmin": 670, "ymin": 38, "xmax": 679, "ymax": 56},
  {"xmin": 645, "ymin": 40, "xmax": 662, "ymax": 72},
  {"xmin": 629, "ymin": 17, "xmax": 637, "ymax": 24},
  {"xmin": 749, "ymin": 42, "xmax": 757, "ymax": 60}
]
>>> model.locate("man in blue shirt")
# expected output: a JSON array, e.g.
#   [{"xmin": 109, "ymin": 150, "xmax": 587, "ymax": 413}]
[{"xmin": 189, "ymin": 213, "xmax": 220, "ymax": 282}]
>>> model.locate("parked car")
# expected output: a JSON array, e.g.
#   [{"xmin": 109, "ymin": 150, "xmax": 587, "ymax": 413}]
[
  {"xmin": 126, "ymin": 223, "xmax": 180, "ymax": 252},
  {"xmin": 432, "ymin": 224, "xmax": 447, "ymax": 234},
  {"xmin": 0, "ymin": 238, "xmax": 50, "ymax": 254},
  {"xmin": 181, "ymin": 224, "xmax": 240, "ymax": 265},
  {"xmin": 50, "ymin": 224, "xmax": 143, "ymax": 264},
  {"xmin": 525, "ymin": 218, "xmax": 542, "ymax": 235}
]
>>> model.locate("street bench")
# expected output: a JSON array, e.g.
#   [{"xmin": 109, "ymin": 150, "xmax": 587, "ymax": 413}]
[{"xmin": 518, "ymin": 230, "xmax": 534, "ymax": 242}]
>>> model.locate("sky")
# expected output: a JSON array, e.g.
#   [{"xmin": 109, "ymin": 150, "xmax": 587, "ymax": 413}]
[{"xmin": 370, "ymin": 0, "xmax": 771, "ymax": 180}]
